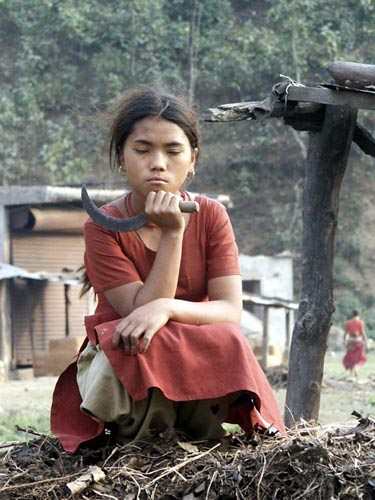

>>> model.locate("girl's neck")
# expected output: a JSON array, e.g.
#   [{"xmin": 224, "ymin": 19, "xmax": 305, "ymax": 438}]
[{"xmin": 128, "ymin": 191, "xmax": 146, "ymax": 214}]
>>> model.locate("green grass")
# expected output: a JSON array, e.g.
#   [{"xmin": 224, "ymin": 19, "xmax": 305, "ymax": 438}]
[
  {"xmin": 323, "ymin": 349, "xmax": 375, "ymax": 379},
  {"xmin": 0, "ymin": 414, "xmax": 51, "ymax": 444},
  {"xmin": 275, "ymin": 350, "xmax": 375, "ymax": 426}
]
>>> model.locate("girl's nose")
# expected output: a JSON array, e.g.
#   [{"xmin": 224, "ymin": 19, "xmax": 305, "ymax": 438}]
[{"xmin": 150, "ymin": 151, "xmax": 167, "ymax": 170}]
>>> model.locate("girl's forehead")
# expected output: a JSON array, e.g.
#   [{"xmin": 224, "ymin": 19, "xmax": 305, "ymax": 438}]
[{"xmin": 129, "ymin": 116, "xmax": 188, "ymax": 143}]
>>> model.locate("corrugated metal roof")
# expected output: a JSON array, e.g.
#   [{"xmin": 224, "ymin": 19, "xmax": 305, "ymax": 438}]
[
  {"xmin": 0, "ymin": 186, "xmax": 127, "ymax": 206},
  {"xmin": 0, "ymin": 263, "xmax": 81, "ymax": 284}
]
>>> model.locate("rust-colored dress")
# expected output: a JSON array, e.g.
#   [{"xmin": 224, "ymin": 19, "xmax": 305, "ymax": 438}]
[
  {"xmin": 51, "ymin": 194, "xmax": 285, "ymax": 453},
  {"xmin": 342, "ymin": 317, "xmax": 367, "ymax": 370}
]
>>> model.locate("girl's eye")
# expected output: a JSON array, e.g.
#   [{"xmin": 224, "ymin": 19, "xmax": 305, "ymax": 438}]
[
  {"xmin": 134, "ymin": 149, "xmax": 148, "ymax": 154},
  {"xmin": 167, "ymin": 150, "xmax": 182, "ymax": 155}
]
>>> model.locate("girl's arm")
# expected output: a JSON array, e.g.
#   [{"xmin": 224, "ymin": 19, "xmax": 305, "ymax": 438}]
[
  {"xmin": 104, "ymin": 192, "xmax": 189, "ymax": 316},
  {"xmin": 111, "ymin": 275, "xmax": 242, "ymax": 354},
  {"xmin": 104, "ymin": 225, "xmax": 184, "ymax": 317},
  {"xmin": 165, "ymin": 274, "xmax": 242, "ymax": 324}
]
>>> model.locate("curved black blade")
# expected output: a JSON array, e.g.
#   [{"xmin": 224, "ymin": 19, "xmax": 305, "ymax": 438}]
[{"xmin": 81, "ymin": 184, "xmax": 147, "ymax": 232}]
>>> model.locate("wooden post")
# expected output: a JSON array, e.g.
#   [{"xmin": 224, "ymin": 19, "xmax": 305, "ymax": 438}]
[
  {"xmin": 285, "ymin": 105, "xmax": 357, "ymax": 426},
  {"xmin": 64, "ymin": 283, "xmax": 71, "ymax": 337},
  {"xmin": 0, "ymin": 205, "xmax": 12, "ymax": 378},
  {"xmin": 261, "ymin": 306, "xmax": 269, "ymax": 369},
  {"xmin": 283, "ymin": 310, "xmax": 291, "ymax": 365}
]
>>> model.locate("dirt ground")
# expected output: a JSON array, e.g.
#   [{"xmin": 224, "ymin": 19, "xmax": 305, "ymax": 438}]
[{"xmin": 0, "ymin": 353, "xmax": 374, "ymax": 443}]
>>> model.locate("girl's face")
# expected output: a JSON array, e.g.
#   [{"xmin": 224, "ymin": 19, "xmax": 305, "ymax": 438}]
[{"xmin": 122, "ymin": 116, "xmax": 197, "ymax": 200}]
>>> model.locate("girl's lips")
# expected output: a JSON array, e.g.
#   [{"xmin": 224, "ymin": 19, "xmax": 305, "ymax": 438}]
[{"xmin": 147, "ymin": 178, "xmax": 167, "ymax": 183}]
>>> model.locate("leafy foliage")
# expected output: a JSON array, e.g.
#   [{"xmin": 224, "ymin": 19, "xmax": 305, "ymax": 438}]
[{"xmin": 1, "ymin": 0, "xmax": 375, "ymax": 329}]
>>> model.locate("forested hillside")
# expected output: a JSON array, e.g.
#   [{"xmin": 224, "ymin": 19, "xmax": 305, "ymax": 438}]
[{"xmin": 1, "ymin": 0, "xmax": 375, "ymax": 331}]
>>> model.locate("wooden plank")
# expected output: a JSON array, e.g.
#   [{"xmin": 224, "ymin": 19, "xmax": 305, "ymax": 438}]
[{"xmin": 287, "ymin": 85, "xmax": 375, "ymax": 111}]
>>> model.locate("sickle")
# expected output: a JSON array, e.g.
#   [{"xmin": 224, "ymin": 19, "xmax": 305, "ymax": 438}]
[{"xmin": 81, "ymin": 184, "xmax": 199, "ymax": 233}]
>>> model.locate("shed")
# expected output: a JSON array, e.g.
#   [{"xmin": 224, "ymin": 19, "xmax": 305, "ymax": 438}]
[
  {"xmin": 0, "ymin": 186, "xmax": 126, "ymax": 378},
  {"xmin": 239, "ymin": 252, "xmax": 295, "ymax": 355}
]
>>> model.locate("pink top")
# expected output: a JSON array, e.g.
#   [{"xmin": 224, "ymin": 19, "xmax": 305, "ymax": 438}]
[{"xmin": 345, "ymin": 317, "xmax": 364, "ymax": 337}]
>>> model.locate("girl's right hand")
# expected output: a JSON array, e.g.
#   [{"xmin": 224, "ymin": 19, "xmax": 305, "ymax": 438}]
[
  {"xmin": 145, "ymin": 191, "xmax": 185, "ymax": 231},
  {"xmin": 112, "ymin": 298, "xmax": 171, "ymax": 354}
]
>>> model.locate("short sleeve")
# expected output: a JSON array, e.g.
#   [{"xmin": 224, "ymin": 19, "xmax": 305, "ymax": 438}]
[
  {"xmin": 205, "ymin": 200, "xmax": 240, "ymax": 279},
  {"xmin": 84, "ymin": 218, "xmax": 142, "ymax": 293}
]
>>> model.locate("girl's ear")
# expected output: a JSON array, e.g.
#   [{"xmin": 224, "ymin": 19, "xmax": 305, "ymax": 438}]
[{"xmin": 118, "ymin": 154, "xmax": 127, "ymax": 173}]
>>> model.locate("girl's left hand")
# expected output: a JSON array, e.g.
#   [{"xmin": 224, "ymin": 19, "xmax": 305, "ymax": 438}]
[{"xmin": 112, "ymin": 299, "xmax": 170, "ymax": 355}]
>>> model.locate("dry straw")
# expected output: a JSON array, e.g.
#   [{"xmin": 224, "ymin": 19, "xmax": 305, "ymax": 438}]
[{"xmin": 0, "ymin": 413, "xmax": 374, "ymax": 499}]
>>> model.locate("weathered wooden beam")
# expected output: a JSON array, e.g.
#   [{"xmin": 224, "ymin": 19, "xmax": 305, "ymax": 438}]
[
  {"xmin": 285, "ymin": 105, "xmax": 358, "ymax": 427},
  {"xmin": 286, "ymin": 85, "xmax": 375, "ymax": 111},
  {"xmin": 204, "ymin": 97, "xmax": 324, "ymax": 125},
  {"xmin": 204, "ymin": 98, "xmax": 273, "ymax": 122},
  {"xmin": 353, "ymin": 124, "xmax": 375, "ymax": 157},
  {"xmin": 327, "ymin": 61, "xmax": 375, "ymax": 89},
  {"xmin": 205, "ymin": 95, "xmax": 375, "ymax": 156}
]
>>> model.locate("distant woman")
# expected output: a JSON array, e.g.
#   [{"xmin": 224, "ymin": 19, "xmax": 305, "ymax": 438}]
[
  {"xmin": 342, "ymin": 310, "xmax": 368, "ymax": 379},
  {"xmin": 51, "ymin": 87, "xmax": 285, "ymax": 453}
]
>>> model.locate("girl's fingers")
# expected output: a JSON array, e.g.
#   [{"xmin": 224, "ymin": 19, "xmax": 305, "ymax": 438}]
[
  {"xmin": 168, "ymin": 195, "xmax": 180, "ymax": 212},
  {"xmin": 114, "ymin": 320, "xmax": 133, "ymax": 351},
  {"xmin": 152, "ymin": 190, "xmax": 167, "ymax": 213},
  {"xmin": 145, "ymin": 191, "xmax": 157, "ymax": 213},
  {"xmin": 112, "ymin": 328, "xmax": 121, "ymax": 348},
  {"xmin": 160, "ymin": 192, "xmax": 175, "ymax": 211},
  {"xmin": 141, "ymin": 328, "xmax": 156, "ymax": 352},
  {"xmin": 127, "ymin": 325, "xmax": 145, "ymax": 355},
  {"xmin": 113, "ymin": 318, "xmax": 129, "ymax": 347},
  {"xmin": 120, "ymin": 323, "xmax": 145, "ymax": 355}
]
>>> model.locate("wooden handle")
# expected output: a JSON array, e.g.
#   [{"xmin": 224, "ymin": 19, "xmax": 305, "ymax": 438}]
[{"xmin": 179, "ymin": 200, "xmax": 199, "ymax": 213}]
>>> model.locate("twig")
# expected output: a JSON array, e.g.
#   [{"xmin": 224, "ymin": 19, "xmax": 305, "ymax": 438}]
[
  {"xmin": 0, "ymin": 442, "xmax": 23, "ymax": 449},
  {"xmin": 206, "ymin": 470, "xmax": 218, "ymax": 499},
  {"xmin": 0, "ymin": 471, "xmax": 83, "ymax": 493},
  {"xmin": 14, "ymin": 426, "xmax": 50, "ymax": 439},
  {"xmin": 91, "ymin": 489, "xmax": 119, "ymax": 499},
  {"xmin": 256, "ymin": 452, "xmax": 267, "ymax": 500},
  {"xmin": 102, "ymin": 446, "xmax": 119, "ymax": 468},
  {"xmin": 144, "ymin": 442, "xmax": 221, "ymax": 488}
]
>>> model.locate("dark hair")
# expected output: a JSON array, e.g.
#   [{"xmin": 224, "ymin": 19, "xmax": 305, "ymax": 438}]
[
  {"xmin": 352, "ymin": 309, "xmax": 359, "ymax": 317},
  {"xmin": 109, "ymin": 86, "xmax": 200, "ymax": 170}
]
